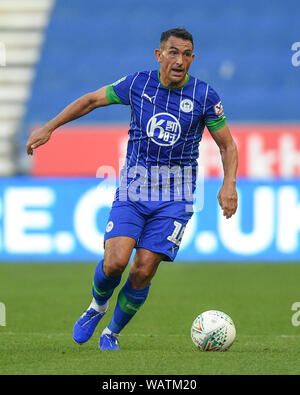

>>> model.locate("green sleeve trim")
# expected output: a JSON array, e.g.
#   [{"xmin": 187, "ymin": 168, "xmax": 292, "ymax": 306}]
[
  {"xmin": 205, "ymin": 116, "xmax": 226, "ymax": 132},
  {"xmin": 106, "ymin": 85, "xmax": 123, "ymax": 104}
]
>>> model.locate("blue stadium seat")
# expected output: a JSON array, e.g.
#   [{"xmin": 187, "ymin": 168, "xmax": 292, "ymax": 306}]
[{"xmin": 23, "ymin": 0, "xmax": 300, "ymax": 128}]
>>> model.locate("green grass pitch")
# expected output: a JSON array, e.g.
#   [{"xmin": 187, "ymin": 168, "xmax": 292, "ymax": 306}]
[{"xmin": 1, "ymin": 262, "xmax": 300, "ymax": 375}]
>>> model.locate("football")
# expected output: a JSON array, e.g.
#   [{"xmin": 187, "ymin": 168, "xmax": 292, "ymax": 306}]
[{"xmin": 191, "ymin": 310, "xmax": 236, "ymax": 351}]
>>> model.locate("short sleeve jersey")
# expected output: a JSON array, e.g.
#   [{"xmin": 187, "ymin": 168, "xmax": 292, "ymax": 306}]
[{"xmin": 106, "ymin": 70, "xmax": 226, "ymax": 196}]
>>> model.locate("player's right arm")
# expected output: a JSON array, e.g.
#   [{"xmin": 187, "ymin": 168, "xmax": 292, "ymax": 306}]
[{"xmin": 26, "ymin": 85, "xmax": 110, "ymax": 155}]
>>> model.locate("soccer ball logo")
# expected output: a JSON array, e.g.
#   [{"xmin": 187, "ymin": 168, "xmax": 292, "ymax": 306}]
[{"xmin": 191, "ymin": 310, "xmax": 236, "ymax": 351}]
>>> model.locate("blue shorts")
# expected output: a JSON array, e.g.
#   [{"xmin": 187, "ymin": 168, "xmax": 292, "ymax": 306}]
[{"xmin": 104, "ymin": 199, "xmax": 193, "ymax": 261}]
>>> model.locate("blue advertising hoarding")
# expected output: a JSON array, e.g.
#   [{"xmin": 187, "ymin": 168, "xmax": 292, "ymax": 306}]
[{"xmin": 0, "ymin": 177, "xmax": 299, "ymax": 262}]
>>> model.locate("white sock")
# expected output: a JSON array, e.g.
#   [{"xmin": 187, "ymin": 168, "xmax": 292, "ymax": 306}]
[
  {"xmin": 102, "ymin": 327, "xmax": 119, "ymax": 338},
  {"xmin": 88, "ymin": 298, "xmax": 109, "ymax": 314}
]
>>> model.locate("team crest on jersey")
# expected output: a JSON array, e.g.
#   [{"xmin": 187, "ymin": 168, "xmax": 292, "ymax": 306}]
[
  {"xmin": 214, "ymin": 101, "xmax": 224, "ymax": 116},
  {"xmin": 180, "ymin": 99, "xmax": 194, "ymax": 113},
  {"xmin": 146, "ymin": 112, "xmax": 181, "ymax": 146}
]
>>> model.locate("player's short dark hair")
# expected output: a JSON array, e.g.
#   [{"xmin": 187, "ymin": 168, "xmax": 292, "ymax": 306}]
[{"xmin": 160, "ymin": 28, "xmax": 194, "ymax": 48}]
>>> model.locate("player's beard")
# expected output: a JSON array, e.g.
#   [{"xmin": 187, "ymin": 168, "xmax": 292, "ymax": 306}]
[{"xmin": 168, "ymin": 68, "xmax": 187, "ymax": 87}]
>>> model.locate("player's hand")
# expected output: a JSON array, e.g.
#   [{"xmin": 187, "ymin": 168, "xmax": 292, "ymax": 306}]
[
  {"xmin": 217, "ymin": 183, "xmax": 238, "ymax": 219},
  {"xmin": 26, "ymin": 126, "xmax": 53, "ymax": 155}
]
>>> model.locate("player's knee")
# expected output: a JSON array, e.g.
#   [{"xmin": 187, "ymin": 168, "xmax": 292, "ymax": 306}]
[
  {"xmin": 103, "ymin": 252, "xmax": 128, "ymax": 277},
  {"xmin": 130, "ymin": 256, "xmax": 161, "ymax": 287},
  {"xmin": 132, "ymin": 265, "xmax": 152, "ymax": 284}
]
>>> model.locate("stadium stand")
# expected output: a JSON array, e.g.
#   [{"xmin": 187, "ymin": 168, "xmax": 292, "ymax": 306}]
[
  {"xmin": 1, "ymin": 0, "xmax": 299, "ymax": 174},
  {"xmin": 0, "ymin": 1, "xmax": 299, "ymax": 261},
  {"xmin": 0, "ymin": 0, "xmax": 54, "ymax": 175},
  {"xmin": 22, "ymin": 0, "xmax": 299, "ymax": 126}
]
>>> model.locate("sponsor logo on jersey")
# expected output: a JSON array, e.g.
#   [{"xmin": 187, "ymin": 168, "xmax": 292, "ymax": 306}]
[
  {"xmin": 142, "ymin": 93, "xmax": 155, "ymax": 103},
  {"xmin": 106, "ymin": 221, "xmax": 114, "ymax": 232},
  {"xmin": 146, "ymin": 112, "xmax": 181, "ymax": 146},
  {"xmin": 214, "ymin": 101, "xmax": 224, "ymax": 116},
  {"xmin": 180, "ymin": 99, "xmax": 194, "ymax": 113}
]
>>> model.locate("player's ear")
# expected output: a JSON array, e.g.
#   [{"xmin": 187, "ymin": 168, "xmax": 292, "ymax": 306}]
[
  {"xmin": 154, "ymin": 48, "xmax": 162, "ymax": 63},
  {"xmin": 189, "ymin": 52, "xmax": 195, "ymax": 64}
]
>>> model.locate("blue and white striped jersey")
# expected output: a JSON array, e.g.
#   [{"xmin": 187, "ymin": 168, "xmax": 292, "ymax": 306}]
[{"xmin": 106, "ymin": 70, "xmax": 226, "ymax": 200}]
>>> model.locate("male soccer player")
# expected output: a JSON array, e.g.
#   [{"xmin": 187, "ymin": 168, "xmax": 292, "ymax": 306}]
[{"xmin": 26, "ymin": 28, "xmax": 238, "ymax": 350}]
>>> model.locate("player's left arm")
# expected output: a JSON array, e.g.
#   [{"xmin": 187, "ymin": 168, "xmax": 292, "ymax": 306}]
[{"xmin": 209, "ymin": 123, "xmax": 238, "ymax": 219}]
